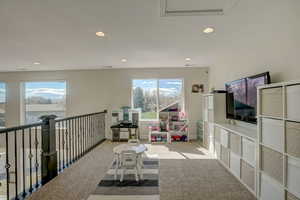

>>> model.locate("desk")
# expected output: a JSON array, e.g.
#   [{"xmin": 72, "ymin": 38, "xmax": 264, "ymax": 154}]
[{"xmin": 111, "ymin": 123, "xmax": 139, "ymax": 142}]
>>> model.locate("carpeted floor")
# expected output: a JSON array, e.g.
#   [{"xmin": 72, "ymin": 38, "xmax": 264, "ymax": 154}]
[
  {"xmin": 27, "ymin": 141, "xmax": 256, "ymax": 200},
  {"xmin": 88, "ymin": 156, "xmax": 160, "ymax": 200}
]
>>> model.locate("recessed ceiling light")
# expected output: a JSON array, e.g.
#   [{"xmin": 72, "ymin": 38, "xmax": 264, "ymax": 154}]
[
  {"xmin": 203, "ymin": 27, "xmax": 214, "ymax": 34},
  {"xmin": 121, "ymin": 58, "xmax": 127, "ymax": 62},
  {"xmin": 185, "ymin": 58, "xmax": 191, "ymax": 61},
  {"xmin": 95, "ymin": 31, "xmax": 105, "ymax": 37},
  {"xmin": 33, "ymin": 62, "xmax": 40, "ymax": 65}
]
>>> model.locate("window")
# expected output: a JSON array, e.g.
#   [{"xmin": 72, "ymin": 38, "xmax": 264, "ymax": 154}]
[
  {"xmin": 23, "ymin": 81, "xmax": 66, "ymax": 124},
  {"xmin": 132, "ymin": 79, "xmax": 183, "ymax": 120},
  {"xmin": 0, "ymin": 83, "xmax": 6, "ymax": 128}
]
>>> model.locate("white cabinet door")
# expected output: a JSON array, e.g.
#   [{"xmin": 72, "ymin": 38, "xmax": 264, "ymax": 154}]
[
  {"xmin": 287, "ymin": 84, "xmax": 300, "ymax": 122},
  {"xmin": 230, "ymin": 152, "xmax": 241, "ymax": 178},
  {"xmin": 260, "ymin": 173, "xmax": 285, "ymax": 200},
  {"xmin": 208, "ymin": 136, "xmax": 214, "ymax": 153},
  {"xmin": 220, "ymin": 129, "xmax": 229, "ymax": 148},
  {"xmin": 242, "ymin": 138, "xmax": 255, "ymax": 167},
  {"xmin": 208, "ymin": 96, "xmax": 214, "ymax": 110},
  {"xmin": 261, "ymin": 118, "xmax": 284, "ymax": 153},
  {"xmin": 203, "ymin": 110, "xmax": 208, "ymax": 122},
  {"xmin": 204, "ymin": 96, "xmax": 208, "ymax": 109},
  {"xmin": 215, "ymin": 141, "xmax": 221, "ymax": 159},
  {"xmin": 287, "ymin": 157, "xmax": 300, "ymax": 199},
  {"xmin": 209, "ymin": 123, "xmax": 214, "ymax": 137}
]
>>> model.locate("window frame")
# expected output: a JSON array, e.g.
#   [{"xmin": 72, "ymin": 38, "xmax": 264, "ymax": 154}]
[
  {"xmin": 131, "ymin": 78, "xmax": 185, "ymax": 121},
  {"xmin": 0, "ymin": 81, "xmax": 7, "ymax": 128},
  {"xmin": 20, "ymin": 80, "xmax": 68, "ymax": 125}
]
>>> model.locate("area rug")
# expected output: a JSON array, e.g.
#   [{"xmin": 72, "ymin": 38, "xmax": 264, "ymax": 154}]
[{"xmin": 87, "ymin": 155, "xmax": 160, "ymax": 200}]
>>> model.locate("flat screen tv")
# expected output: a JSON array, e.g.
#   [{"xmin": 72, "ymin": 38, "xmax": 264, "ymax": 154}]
[{"xmin": 226, "ymin": 72, "xmax": 271, "ymax": 124}]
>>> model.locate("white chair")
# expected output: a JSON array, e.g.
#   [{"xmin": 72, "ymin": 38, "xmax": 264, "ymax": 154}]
[
  {"xmin": 128, "ymin": 139, "xmax": 145, "ymax": 179},
  {"xmin": 113, "ymin": 152, "xmax": 121, "ymax": 180},
  {"xmin": 119, "ymin": 150, "xmax": 140, "ymax": 182}
]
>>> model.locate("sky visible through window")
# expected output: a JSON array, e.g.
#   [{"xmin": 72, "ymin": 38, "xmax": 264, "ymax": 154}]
[
  {"xmin": 132, "ymin": 79, "xmax": 183, "ymax": 120},
  {"xmin": 132, "ymin": 79, "xmax": 182, "ymax": 93},
  {"xmin": 25, "ymin": 81, "xmax": 66, "ymax": 124},
  {"xmin": 159, "ymin": 79, "xmax": 182, "ymax": 110},
  {"xmin": 159, "ymin": 79, "xmax": 182, "ymax": 93},
  {"xmin": 132, "ymin": 80, "xmax": 157, "ymax": 90},
  {"xmin": 0, "ymin": 83, "xmax": 6, "ymax": 103},
  {"xmin": 25, "ymin": 82, "xmax": 66, "ymax": 100}
]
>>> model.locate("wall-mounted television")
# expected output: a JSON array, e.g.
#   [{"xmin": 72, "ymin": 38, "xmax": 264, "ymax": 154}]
[{"xmin": 225, "ymin": 72, "xmax": 271, "ymax": 124}]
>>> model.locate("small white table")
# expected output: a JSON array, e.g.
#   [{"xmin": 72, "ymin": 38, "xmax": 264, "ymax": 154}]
[
  {"xmin": 113, "ymin": 144, "xmax": 147, "ymax": 180},
  {"xmin": 113, "ymin": 144, "xmax": 147, "ymax": 154}
]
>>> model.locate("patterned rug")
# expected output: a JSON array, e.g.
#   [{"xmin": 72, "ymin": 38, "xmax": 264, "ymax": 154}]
[{"xmin": 87, "ymin": 155, "xmax": 160, "ymax": 200}]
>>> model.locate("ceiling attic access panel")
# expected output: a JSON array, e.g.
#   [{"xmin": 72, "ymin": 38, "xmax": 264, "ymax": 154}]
[{"xmin": 161, "ymin": 0, "xmax": 240, "ymax": 16}]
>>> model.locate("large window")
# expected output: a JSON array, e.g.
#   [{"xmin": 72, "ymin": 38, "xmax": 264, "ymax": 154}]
[
  {"xmin": 132, "ymin": 79, "xmax": 183, "ymax": 120},
  {"xmin": 0, "ymin": 83, "xmax": 6, "ymax": 128},
  {"xmin": 23, "ymin": 81, "xmax": 66, "ymax": 124}
]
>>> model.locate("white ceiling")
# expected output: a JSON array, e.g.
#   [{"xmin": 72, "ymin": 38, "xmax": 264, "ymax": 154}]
[{"xmin": 0, "ymin": 0, "xmax": 299, "ymax": 71}]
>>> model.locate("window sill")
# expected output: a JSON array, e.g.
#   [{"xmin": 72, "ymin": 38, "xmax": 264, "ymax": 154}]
[{"xmin": 140, "ymin": 120, "xmax": 159, "ymax": 123}]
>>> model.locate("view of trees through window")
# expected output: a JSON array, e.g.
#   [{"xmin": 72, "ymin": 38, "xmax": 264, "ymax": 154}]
[
  {"xmin": 0, "ymin": 83, "xmax": 6, "ymax": 128},
  {"xmin": 132, "ymin": 79, "xmax": 183, "ymax": 120},
  {"xmin": 24, "ymin": 82, "xmax": 66, "ymax": 124}
]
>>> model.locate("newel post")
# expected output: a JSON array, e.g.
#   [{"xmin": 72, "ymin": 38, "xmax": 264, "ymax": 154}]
[{"xmin": 40, "ymin": 115, "xmax": 58, "ymax": 185}]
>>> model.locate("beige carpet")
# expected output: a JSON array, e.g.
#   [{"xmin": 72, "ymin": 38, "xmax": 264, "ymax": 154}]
[{"xmin": 27, "ymin": 141, "xmax": 256, "ymax": 200}]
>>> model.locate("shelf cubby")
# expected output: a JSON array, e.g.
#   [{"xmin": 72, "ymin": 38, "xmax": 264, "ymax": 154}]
[
  {"xmin": 260, "ymin": 172, "xmax": 285, "ymax": 200},
  {"xmin": 286, "ymin": 121, "xmax": 300, "ymax": 159},
  {"xmin": 230, "ymin": 133, "xmax": 241, "ymax": 156},
  {"xmin": 261, "ymin": 87, "xmax": 283, "ymax": 118},
  {"xmin": 215, "ymin": 141, "xmax": 221, "ymax": 160},
  {"xmin": 261, "ymin": 118, "xmax": 284, "ymax": 153},
  {"xmin": 286, "ymin": 156, "xmax": 300, "ymax": 198},
  {"xmin": 258, "ymin": 81, "xmax": 300, "ymax": 200},
  {"xmin": 202, "ymin": 93, "xmax": 226, "ymax": 151},
  {"xmin": 261, "ymin": 145, "xmax": 284, "ymax": 184},
  {"xmin": 242, "ymin": 137, "xmax": 255, "ymax": 167},
  {"xmin": 230, "ymin": 151, "xmax": 241, "ymax": 178},
  {"xmin": 220, "ymin": 129, "xmax": 229, "ymax": 148},
  {"xmin": 241, "ymin": 159, "xmax": 255, "ymax": 191},
  {"xmin": 286, "ymin": 85, "xmax": 300, "ymax": 122},
  {"xmin": 221, "ymin": 145, "xmax": 230, "ymax": 167}
]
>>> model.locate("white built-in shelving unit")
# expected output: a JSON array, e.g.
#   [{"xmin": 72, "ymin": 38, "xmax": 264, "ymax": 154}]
[
  {"xmin": 149, "ymin": 101, "xmax": 189, "ymax": 143},
  {"xmin": 202, "ymin": 93, "xmax": 258, "ymax": 197},
  {"xmin": 258, "ymin": 81, "xmax": 300, "ymax": 200},
  {"xmin": 202, "ymin": 81, "xmax": 300, "ymax": 200},
  {"xmin": 202, "ymin": 93, "xmax": 226, "ymax": 152},
  {"xmin": 215, "ymin": 123, "xmax": 257, "ymax": 197}
]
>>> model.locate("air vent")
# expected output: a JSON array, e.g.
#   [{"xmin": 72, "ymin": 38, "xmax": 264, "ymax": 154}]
[
  {"xmin": 161, "ymin": 0, "xmax": 239, "ymax": 16},
  {"xmin": 165, "ymin": 9, "xmax": 223, "ymax": 16},
  {"xmin": 101, "ymin": 66, "xmax": 113, "ymax": 69}
]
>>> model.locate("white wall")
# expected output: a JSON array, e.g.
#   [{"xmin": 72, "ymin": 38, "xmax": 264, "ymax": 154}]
[
  {"xmin": 106, "ymin": 68, "xmax": 209, "ymax": 139},
  {"xmin": 0, "ymin": 70, "xmax": 111, "ymax": 127},
  {"xmin": 209, "ymin": 0, "xmax": 300, "ymax": 90},
  {"xmin": 0, "ymin": 67, "xmax": 209, "ymax": 140}
]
